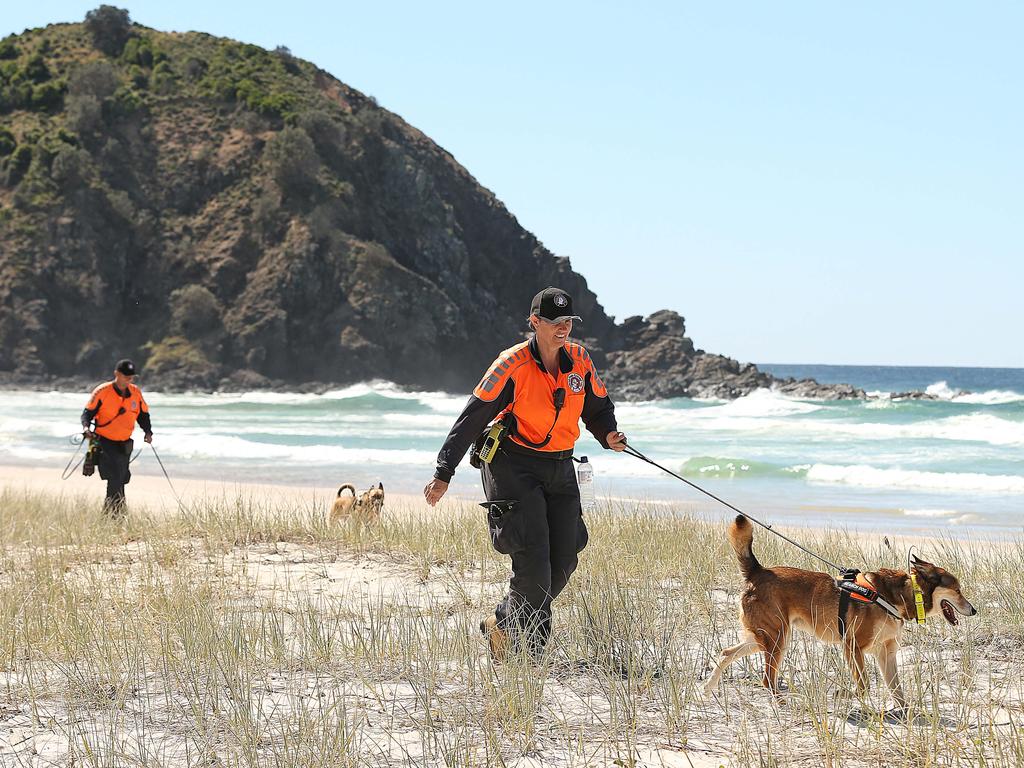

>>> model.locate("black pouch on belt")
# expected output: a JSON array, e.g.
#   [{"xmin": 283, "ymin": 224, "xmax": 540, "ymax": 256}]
[
  {"xmin": 82, "ymin": 438, "xmax": 99, "ymax": 476},
  {"xmin": 479, "ymin": 499, "xmax": 524, "ymax": 554}
]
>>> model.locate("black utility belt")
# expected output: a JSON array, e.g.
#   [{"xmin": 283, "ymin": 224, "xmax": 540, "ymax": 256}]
[
  {"xmin": 501, "ymin": 441, "xmax": 574, "ymax": 461},
  {"xmin": 97, "ymin": 436, "xmax": 132, "ymax": 447}
]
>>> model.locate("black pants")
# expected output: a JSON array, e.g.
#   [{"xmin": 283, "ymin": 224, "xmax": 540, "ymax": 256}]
[
  {"xmin": 97, "ymin": 437, "xmax": 132, "ymax": 515},
  {"xmin": 481, "ymin": 449, "xmax": 588, "ymax": 653}
]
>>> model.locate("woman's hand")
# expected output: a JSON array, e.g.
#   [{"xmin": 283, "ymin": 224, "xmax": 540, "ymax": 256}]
[
  {"xmin": 607, "ymin": 431, "xmax": 627, "ymax": 452},
  {"xmin": 423, "ymin": 478, "xmax": 449, "ymax": 506}
]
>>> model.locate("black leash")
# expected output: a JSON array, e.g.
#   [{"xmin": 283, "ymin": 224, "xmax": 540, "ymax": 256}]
[
  {"xmin": 62, "ymin": 433, "xmax": 142, "ymax": 480},
  {"xmin": 620, "ymin": 442, "xmax": 844, "ymax": 574},
  {"xmin": 60, "ymin": 433, "xmax": 88, "ymax": 480},
  {"xmin": 149, "ymin": 443, "xmax": 185, "ymax": 509}
]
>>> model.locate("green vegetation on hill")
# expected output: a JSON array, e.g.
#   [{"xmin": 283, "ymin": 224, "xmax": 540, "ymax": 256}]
[
  {"xmin": 1, "ymin": 5, "xmax": 510, "ymax": 389},
  {"xmin": 0, "ymin": 7, "xmax": 854, "ymax": 400}
]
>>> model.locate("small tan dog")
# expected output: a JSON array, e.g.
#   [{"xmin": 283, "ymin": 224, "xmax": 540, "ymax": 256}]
[
  {"xmin": 705, "ymin": 514, "xmax": 976, "ymax": 710},
  {"xmin": 330, "ymin": 482, "xmax": 385, "ymax": 525}
]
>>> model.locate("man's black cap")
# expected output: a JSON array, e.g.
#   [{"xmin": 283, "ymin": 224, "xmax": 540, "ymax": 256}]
[
  {"xmin": 115, "ymin": 359, "xmax": 137, "ymax": 376},
  {"xmin": 530, "ymin": 287, "xmax": 582, "ymax": 323}
]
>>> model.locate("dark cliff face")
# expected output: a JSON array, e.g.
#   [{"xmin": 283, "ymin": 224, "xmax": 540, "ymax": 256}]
[{"xmin": 0, "ymin": 13, "xmax": 862, "ymax": 400}]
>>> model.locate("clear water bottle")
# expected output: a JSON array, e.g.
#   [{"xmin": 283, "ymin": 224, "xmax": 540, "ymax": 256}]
[{"xmin": 577, "ymin": 456, "xmax": 596, "ymax": 511}]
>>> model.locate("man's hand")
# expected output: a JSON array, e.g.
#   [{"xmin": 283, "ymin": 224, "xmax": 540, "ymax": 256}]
[
  {"xmin": 423, "ymin": 478, "xmax": 449, "ymax": 506},
  {"xmin": 82, "ymin": 429, "xmax": 95, "ymax": 440},
  {"xmin": 144, "ymin": 432, "xmax": 153, "ymax": 444},
  {"xmin": 607, "ymin": 431, "xmax": 627, "ymax": 452}
]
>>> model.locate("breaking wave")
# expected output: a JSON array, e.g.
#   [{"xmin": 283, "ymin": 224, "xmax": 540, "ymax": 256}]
[
  {"xmin": 924, "ymin": 381, "xmax": 1024, "ymax": 405},
  {"xmin": 806, "ymin": 463, "xmax": 1024, "ymax": 494}
]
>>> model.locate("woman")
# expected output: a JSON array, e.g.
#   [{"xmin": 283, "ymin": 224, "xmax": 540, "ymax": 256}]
[{"xmin": 423, "ymin": 287, "xmax": 627, "ymax": 660}]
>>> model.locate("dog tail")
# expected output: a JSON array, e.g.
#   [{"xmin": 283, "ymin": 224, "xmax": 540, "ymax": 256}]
[
  {"xmin": 337, "ymin": 484, "xmax": 356, "ymax": 498},
  {"xmin": 728, "ymin": 514, "xmax": 763, "ymax": 581}
]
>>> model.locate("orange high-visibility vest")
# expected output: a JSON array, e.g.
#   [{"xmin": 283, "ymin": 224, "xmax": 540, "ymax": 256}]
[
  {"xmin": 85, "ymin": 381, "xmax": 149, "ymax": 441},
  {"xmin": 473, "ymin": 340, "xmax": 608, "ymax": 452}
]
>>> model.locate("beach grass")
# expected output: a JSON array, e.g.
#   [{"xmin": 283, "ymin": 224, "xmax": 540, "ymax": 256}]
[{"xmin": 0, "ymin": 486, "xmax": 1020, "ymax": 766}]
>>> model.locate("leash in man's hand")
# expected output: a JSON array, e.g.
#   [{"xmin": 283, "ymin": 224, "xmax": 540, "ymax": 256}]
[{"xmin": 60, "ymin": 433, "xmax": 88, "ymax": 480}]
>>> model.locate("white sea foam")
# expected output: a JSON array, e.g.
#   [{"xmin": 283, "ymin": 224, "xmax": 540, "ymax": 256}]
[
  {"xmin": 0, "ymin": 417, "xmax": 79, "ymax": 439},
  {"xmin": 807, "ymin": 463, "xmax": 1024, "ymax": 494},
  {"xmin": 614, "ymin": 389, "xmax": 825, "ymax": 437},
  {"xmin": 863, "ymin": 397, "xmax": 894, "ymax": 409},
  {"xmin": 922, "ymin": 381, "xmax": 1024, "ymax": 405},
  {"xmin": 0, "ymin": 391, "xmax": 87, "ymax": 411},
  {"xmin": 697, "ymin": 388, "xmax": 823, "ymax": 418},
  {"xmin": 614, "ymin": 405, "xmax": 1024, "ymax": 447},
  {"xmin": 838, "ymin": 413, "xmax": 1024, "ymax": 446},
  {"xmin": 0, "ymin": 445, "xmax": 67, "ymax": 461},
  {"xmin": 949, "ymin": 514, "xmax": 982, "ymax": 525},
  {"xmin": 588, "ymin": 453, "xmax": 674, "ymax": 478},
  {"xmin": 925, "ymin": 381, "xmax": 960, "ymax": 400},
  {"xmin": 161, "ymin": 433, "xmax": 436, "ymax": 466},
  {"xmin": 900, "ymin": 508, "xmax": 959, "ymax": 518},
  {"xmin": 954, "ymin": 389, "xmax": 1024, "ymax": 405},
  {"xmin": 144, "ymin": 381, "xmax": 466, "ymax": 409}
]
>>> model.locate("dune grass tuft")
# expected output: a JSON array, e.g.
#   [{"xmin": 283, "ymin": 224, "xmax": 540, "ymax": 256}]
[{"xmin": 0, "ymin": 487, "xmax": 1019, "ymax": 766}]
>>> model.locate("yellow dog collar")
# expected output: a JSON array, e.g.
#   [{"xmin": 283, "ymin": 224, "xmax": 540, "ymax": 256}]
[{"xmin": 910, "ymin": 572, "xmax": 927, "ymax": 625}]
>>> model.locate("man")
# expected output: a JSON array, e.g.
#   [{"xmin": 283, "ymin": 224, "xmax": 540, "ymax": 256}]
[{"xmin": 81, "ymin": 358, "xmax": 154, "ymax": 516}]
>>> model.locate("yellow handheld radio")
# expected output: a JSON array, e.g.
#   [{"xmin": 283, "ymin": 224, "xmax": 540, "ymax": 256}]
[
  {"xmin": 478, "ymin": 421, "xmax": 506, "ymax": 464},
  {"xmin": 478, "ymin": 420, "xmax": 506, "ymax": 464}
]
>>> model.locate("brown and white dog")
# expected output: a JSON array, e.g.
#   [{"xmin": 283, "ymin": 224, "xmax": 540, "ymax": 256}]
[
  {"xmin": 704, "ymin": 514, "xmax": 976, "ymax": 710},
  {"xmin": 330, "ymin": 482, "xmax": 385, "ymax": 525}
]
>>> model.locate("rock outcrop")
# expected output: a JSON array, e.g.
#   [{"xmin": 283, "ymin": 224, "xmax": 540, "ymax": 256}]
[
  {"xmin": 0, "ymin": 11, "xmax": 864, "ymax": 401},
  {"xmin": 600, "ymin": 311, "xmax": 864, "ymax": 400}
]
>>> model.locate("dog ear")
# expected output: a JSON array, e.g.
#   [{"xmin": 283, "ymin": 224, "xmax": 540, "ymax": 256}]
[
  {"xmin": 378, "ymin": 482, "xmax": 384, "ymax": 490},
  {"xmin": 911, "ymin": 556, "xmax": 941, "ymax": 584}
]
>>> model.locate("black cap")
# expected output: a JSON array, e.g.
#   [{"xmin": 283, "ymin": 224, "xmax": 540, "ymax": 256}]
[
  {"xmin": 530, "ymin": 287, "xmax": 582, "ymax": 323},
  {"xmin": 115, "ymin": 359, "xmax": 137, "ymax": 376}
]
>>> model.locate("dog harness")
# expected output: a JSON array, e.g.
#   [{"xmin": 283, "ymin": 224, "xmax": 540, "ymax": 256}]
[{"xmin": 836, "ymin": 569, "xmax": 904, "ymax": 638}]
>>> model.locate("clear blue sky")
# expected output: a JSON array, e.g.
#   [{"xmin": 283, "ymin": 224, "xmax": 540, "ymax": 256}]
[{"xmin": 7, "ymin": 2, "xmax": 1022, "ymax": 367}]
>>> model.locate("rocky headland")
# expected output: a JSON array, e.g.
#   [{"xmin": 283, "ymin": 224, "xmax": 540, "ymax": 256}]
[{"xmin": 1, "ymin": 8, "xmax": 867, "ymax": 401}]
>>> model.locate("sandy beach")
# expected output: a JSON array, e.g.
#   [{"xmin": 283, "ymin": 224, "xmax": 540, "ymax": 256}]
[
  {"xmin": 1, "ymin": 458, "xmax": 1020, "ymax": 767},
  {"xmin": 0, "ymin": 462, "xmax": 443, "ymax": 516}
]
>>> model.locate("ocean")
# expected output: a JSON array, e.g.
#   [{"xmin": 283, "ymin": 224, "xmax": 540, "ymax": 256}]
[{"xmin": 2, "ymin": 364, "xmax": 1022, "ymax": 533}]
